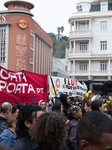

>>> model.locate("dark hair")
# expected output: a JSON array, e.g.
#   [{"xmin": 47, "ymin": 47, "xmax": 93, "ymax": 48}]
[
  {"xmin": 16, "ymin": 103, "xmax": 42, "ymax": 138},
  {"xmin": 12, "ymin": 105, "xmax": 18, "ymax": 114},
  {"xmin": 81, "ymin": 97, "xmax": 89, "ymax": 115},
  {"xmin": 91, "ymin": 100, "xmax": 103, "ymax": 111},
  {"xmin": 77, "ymin": 111, "xmax": 112, "ymax": 144},
  {"xmin": 32, "ymin": 112, "xmax": 67, "ymax": 150},
  {"xmin": 52, "ymin": 102, "xmax": 62, "ymax": 113},
  {"xmin": 107, "ymin": 102, "xmax": 112, "ymax": 116}
]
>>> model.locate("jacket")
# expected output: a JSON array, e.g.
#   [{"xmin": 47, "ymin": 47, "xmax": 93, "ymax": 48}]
[
  {"xmin": 0, "ymin": 128, "xmax": 16, "ymax": 148},
  {"xmin": 66, "ymin": 116, "xmax": 79, "ymax": 150},
  {"xmin": 14, "ymin": 135, "xmax": 37, "ymax": 150},
  {"xmin": 0, "ymin": 116, "xmax": 7, "ymax": 134}
]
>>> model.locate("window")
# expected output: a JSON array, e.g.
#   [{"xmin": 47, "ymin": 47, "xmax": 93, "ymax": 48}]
[
  {"xmin": 0, "ymin": 26, "xmax": 6, "ymax": 62},
  {"xmin": 30, "ymin": 59, "xmax": 33, "ymax": 65},
  {"xmin": 30, "ymin": 44, "xmax": 34, "ymax": 51},
  {"xmin": 22, "ymin": 5, "xmax": 25, "ymax": 9},
  {"xmin": 100, "ymin": 21, "xmax": 107, "ymax": 30},
  {"xmin": 26, "ymin": 6, "xmax": 29, "ymax": 9},
  {"xmin": 30, "ymin": 30, "xmax": 34, "ymax": 37},
  {"xmin": 100, "ymin": 61, "xmax": 107, "ymax": 71},
  {"xmin": 79, "ymin": 23, "xmax": 88, "ymax": 30},
  {"xmin": 14, "ymin": 5, "xmax": 17, "ymax": 8},
  {"xmin": 18, "ymin": 5, "xmax": 21, "ymax": 8},
  {"xmin": 79, "ymin": 62, "xmax": 87, "ymax": 71},
  {"xmin": 80, "ymin": 42, "xmax": 88, "ymax": 51},
  {"xmin": 100, "ymin": 41, "xmax": 107, "ymax": 50},
  {"xmin": 101, "ymin": 4, "xmax": 107, "ymax": 11}
]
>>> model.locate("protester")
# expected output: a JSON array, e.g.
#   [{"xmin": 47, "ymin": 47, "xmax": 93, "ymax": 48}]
[
  {"xmin": 77, "ymin": 111, "xmax": 112, "ymax": 150},
  {"xmin": 48, "ymin": 97, "xmax": 54, "ymax": 112},
  {"xmin": 38, "ymin": 100, "xmax": 46, "ymax": 113},
  {"xmin": 107, "ymin": 102, "xmax": 112, "ymax": 119},
  {"xmin": 60, "ymin": 94, "xmax": 70, "ymax": 118},
  {"xmin": 80, "ymin": 97, "xmax": 89, "ymax": 115},
  {"xmin": 84, "ymin": 99, "xmax": 92, "ymax": 112},
  {"xmin": 11, "ymin": 105, "xmax": 19, "ymax": 116},
  {"xmin": 91, "ymin": 100, "xmax": 104, "ymax": 112},
  {"xmin": 52, "ymin": 102, "xmax": 63, "ymax": 113},
  {"xmin": 66, "ymin": 105, "xmax": 82, "ymax": 150},
  {"xmin": 0, "ymin": 114, "xmax": 17, "ymax": 147},
  {"xmin": 14, "ymin": 103, "xmax": 43, "ymax": 150},
  {"xmin": 32, "ymin": 112, "xmax": 68, "ymax": 150},
  {"xmin": 0, "ymin": 102, "xmax": 12, "ymax": 134}
]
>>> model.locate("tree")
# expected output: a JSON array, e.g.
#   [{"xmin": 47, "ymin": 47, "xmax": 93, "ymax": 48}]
[{"xmin": 57, "ymin": 26, "xmax": 64, "ymax": 41}]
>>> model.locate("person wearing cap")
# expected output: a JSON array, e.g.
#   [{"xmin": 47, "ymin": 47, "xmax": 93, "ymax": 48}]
[
  {"xmin": 38, "ymin": 100, "xmax": 47, "ymax": 113},
  {"xmin": 66, "ymin": 105, "xmax": 82, "ymax": 150}
]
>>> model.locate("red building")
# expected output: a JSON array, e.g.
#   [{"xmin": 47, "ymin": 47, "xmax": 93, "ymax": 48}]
[{"xmin": 0, "ymin": 0, "xmax": 53, "ymax": 76}]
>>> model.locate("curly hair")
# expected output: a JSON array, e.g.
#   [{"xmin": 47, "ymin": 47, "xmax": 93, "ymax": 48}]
[
  {"xmin": 32, "ymin": 112, "xmax": 67, "ymax": 150},
  {"xmin": 107, "ymin": 102, "xmax": 112, "ymax": 116},
  {"xmin": 16, "ymin": 103, "xmax": 42, "ymax": 138}
]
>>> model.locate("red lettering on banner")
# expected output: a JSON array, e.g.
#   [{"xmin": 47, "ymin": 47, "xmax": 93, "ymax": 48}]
[{"xmin": 68, "ymin": 79, "xmax": 70, "ymax": 85}]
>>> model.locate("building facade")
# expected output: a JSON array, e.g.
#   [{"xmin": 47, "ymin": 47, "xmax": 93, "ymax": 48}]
[
  {"xmin": 68, "ymin": 0, "xmax": 112, "ymax": 95},
  {"xmin": 0, "ymin": 0, "xmax": 53, "ymax": 76},
  {"xmin": 53, "ymin": 57, "xmax": 69, "ymax": 78}
]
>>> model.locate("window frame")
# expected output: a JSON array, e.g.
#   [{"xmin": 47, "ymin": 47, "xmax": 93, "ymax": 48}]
[
  {"xmin": 100, "ymin": 41, "xmax": 107, "ymax": 50},
  {"xmin": 100, "ymin": 21, "xmax": 107, "ymax": 31},
  {"xmin": 0, "ymin": 26, "xmax": 6, "ymax": 63}
]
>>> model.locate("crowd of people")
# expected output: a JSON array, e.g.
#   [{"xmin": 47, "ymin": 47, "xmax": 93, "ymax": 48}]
[{"xmin": 0, "ymin": 91, "xmax": 112, "ymax": 150}]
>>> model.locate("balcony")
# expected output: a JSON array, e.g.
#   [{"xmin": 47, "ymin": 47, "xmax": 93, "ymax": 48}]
[
  {"xmin": 69, "ymin": 50, "xmax": 92, "ymax": 58},
  {"xmin": 69, "ymin": 30, "xmax": 92, "ymax": 39},
  {"xmin": 69, "ymin": 70, "xmax": 109, "ymax": 76}
]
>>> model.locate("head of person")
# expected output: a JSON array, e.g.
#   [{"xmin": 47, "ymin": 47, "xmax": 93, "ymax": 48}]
[
  {"xmin": 102, "ymin": 96, "xmax": 108, "ymax": 103},
  {"xmin": 81, "ymin": 97, "xmax": 89, "ymax": 115},
  {"xmin": 69, "ymin": 105, "xmax": 82, "ymax": 119},
  {"xmin": 107, "ymin": 102, "xmax": 112, "ymax": 116},
  {"xmin": 7, "ymin": 114, "xmax": 17, "ymax": 130},
  {"xmin": 11, "ymin": 105, "xmax": 19, "ymax": 115},
  {"xmin": 77, "ymin": 111, "xmax": 112, "ymax": 150},
  {"xmin": 91, "ymin": 100, "xmax": 104, "ymax": 112},
  {"xmin": 84, "ymin": 99, "xmax": 92, "ymax": 113},
  {"xmin": 52, "ymin": 102, "xmax": 63, "ymax": 113},
  {"xmin": 32, "ymin": 112, "xmax": 67, "ymax": 150},
  {"xmin": 16, "ymin": 103, "xmax": 43, "ymax": 138},
  {"xmin": 0, "ymin": 102, "xmax": 12, "ymax": 119},
  {"xmin": 60, "ymin": 94, "xmax": 70, "ymax": 108},
  {"xmin": 38, "ymin": 100, "xmax": 46, "ymax": 111}
]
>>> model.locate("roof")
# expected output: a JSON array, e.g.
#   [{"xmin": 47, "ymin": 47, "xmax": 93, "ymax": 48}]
[{"xmin": 4, "ymin": 0, "xmax": 34, "ymax": 9}]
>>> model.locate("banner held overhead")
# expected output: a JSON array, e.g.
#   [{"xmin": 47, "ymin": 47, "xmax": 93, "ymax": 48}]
[
  {"xmin": 49, "ymin": 76, "xmax": 87, "ymax": 97},
  {"xmin": 0, "ymin": 67, "xmax": 47, "ymax": 105}
]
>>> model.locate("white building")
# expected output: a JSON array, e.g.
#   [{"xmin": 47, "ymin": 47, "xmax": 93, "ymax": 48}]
[
  {"xmin": 53, "ymin": 57, "xmax": 69, "ymax": 78},
  {"xmin": 68, "ymin": 0, "xmax": 112, "ymax": 95}
]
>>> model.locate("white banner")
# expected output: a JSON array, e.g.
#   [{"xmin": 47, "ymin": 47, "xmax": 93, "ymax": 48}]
[{"xmin": 49, "ymin": 76, "xmax": 88, "ymax": 97}]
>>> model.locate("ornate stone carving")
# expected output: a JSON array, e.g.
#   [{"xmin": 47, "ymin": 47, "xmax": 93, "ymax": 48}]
[{"xmin": 15, "ymin": 33, "xmax": 27, "ymax": 71}]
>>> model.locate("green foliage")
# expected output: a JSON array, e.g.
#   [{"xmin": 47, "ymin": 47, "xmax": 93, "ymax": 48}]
[{"xmin": 47, "ymin": 32, "xmax": 69, "ymax": 58}]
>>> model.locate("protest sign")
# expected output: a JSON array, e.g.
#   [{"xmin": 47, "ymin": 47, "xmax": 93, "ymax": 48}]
[
  {"xmin": 49, "ymin": 76, "xmax": 87, "ymax": 97},
  {"xmin": 0, "ymin": 67, "xmax": 47, "ymax": 104}
]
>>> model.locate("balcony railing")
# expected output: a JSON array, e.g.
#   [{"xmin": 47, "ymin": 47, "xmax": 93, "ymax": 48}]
[
  {"xmin": 69, "ymin": 70, "xmax": 109, "ymax": 75},
  {"xmin": 69, "ymin": 50, "xmax": 91, "ymax": 55},
  {"xmin": 69, "ymin": 30, "xmax": 92, "ymax": 38}
]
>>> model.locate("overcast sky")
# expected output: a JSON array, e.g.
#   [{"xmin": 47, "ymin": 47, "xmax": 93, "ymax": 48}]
[{"xmin": 0, "ymin": 0, "xmax": 78, "ymax": 36}]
